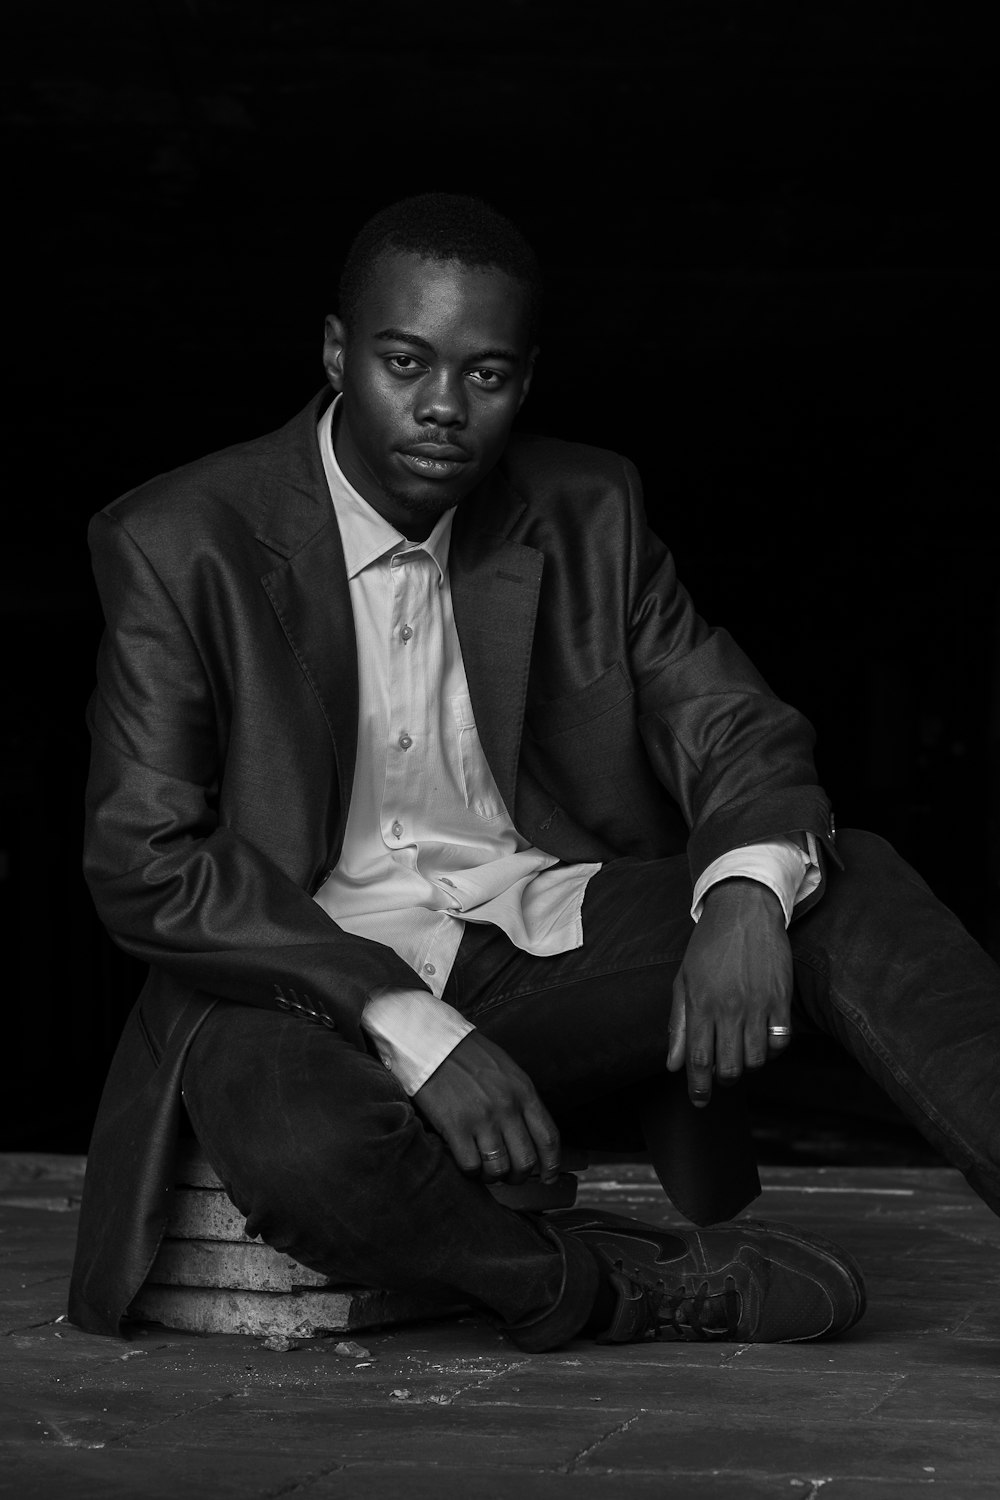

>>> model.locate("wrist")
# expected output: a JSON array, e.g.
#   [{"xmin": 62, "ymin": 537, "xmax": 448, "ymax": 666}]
[{"xmin": 701, "ymin": 877, "xmax": 784, "ymax": 919}]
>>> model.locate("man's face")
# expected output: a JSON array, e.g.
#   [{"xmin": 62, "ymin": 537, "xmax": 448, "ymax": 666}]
[{"xmin": 323, "ymin": 251, "xmax": 537, "ymax": 537}]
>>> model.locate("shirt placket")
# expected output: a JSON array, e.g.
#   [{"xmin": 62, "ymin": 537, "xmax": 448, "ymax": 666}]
[
  {"xmin": 383, "ymin": 548, "xmax": 459, "ymax": 995},
  {"xmin": 383, "ymin": 549, "xmax": 424, "ymax": 851}
]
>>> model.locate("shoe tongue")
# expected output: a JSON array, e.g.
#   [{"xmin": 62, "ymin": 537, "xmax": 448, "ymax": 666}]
[{"xmin": 685, "ymin": 1287, "xmax": 743, "ymax": 1335}]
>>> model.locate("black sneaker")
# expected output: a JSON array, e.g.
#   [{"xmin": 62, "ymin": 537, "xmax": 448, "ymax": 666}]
[{"xmin": 550, "ymin": 1209, "xmax": 866, "ymax": 1343}]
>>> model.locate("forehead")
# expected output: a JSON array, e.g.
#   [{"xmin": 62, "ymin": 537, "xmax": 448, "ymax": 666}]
[{"xmin": 357, "ymin": 251, "xmax": 533, "ymax": 355}]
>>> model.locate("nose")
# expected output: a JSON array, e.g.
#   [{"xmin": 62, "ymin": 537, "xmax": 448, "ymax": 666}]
[{"xmin": 414, "ymin": 369, "xmax": 467, "ymax": 429}]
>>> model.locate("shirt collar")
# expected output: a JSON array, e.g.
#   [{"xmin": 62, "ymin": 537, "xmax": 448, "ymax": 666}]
[{"xmin": 317, "ymin": 398, "xmax": 453, "ymax": 583}]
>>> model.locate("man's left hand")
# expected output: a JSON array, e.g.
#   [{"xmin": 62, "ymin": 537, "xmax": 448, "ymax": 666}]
[{"xmin": 666, "ymin": 878, "xmax": 793, "ymax": 1107}]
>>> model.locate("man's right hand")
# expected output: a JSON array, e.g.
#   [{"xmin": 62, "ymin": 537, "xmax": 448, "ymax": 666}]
[{"xmin": 412, "ymin": 1032, "xmax": 561, "ymax": 1186}]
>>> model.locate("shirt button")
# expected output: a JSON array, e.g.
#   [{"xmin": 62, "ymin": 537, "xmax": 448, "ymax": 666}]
[
  {"xmin": 398, "ymin": 733, "xmax": 413, "ymax": 750},
  {"xmin": 423, "ymin": 963, "xmax": 436, "ymax": 976},
  {"xmin": 391, "ymin": 820, "xmax": 403, "ymax": 839},
  {"xmin": 400, "ymin": 624, "xmax": 413, "ymax": 642}
]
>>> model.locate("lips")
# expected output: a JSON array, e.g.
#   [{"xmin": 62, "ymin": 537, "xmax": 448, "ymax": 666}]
[
  {"xmin": 404, "ymin": 442, "xmax": 468, "ymax": 461},
  {"xmin": 397, "ymin": 443, "xmax": 470, "ymax": 479}
]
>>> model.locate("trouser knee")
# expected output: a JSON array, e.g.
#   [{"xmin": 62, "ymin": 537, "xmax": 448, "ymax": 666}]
[{"xmin": 232, "ymin": 1094, "xmax": 429, "ymax": 1265}]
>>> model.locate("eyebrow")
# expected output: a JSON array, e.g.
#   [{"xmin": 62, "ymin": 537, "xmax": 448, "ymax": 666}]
[{"xmin": 372, "ymin": 327, "xmax": 520, "ymax": 364}]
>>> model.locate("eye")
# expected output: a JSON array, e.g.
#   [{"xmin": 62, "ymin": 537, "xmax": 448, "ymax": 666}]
[
  {"xmin": 468, "ymin": 367, "xmax": 506, "ymax": 389},
  {"xmin": 385, "ymin": 354, "xmax": 425, "ymax": 375}
]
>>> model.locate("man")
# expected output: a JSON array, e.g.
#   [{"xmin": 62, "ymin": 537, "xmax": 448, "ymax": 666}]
[{"xmin": 71, "ymin": 194, "xmax": 1000, "ymax": 1351}]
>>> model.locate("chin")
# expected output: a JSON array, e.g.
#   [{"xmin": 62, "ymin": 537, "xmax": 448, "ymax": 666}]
[{"xmin": 383, "ymin": 480, "xmax": 466, "ymax": 516}]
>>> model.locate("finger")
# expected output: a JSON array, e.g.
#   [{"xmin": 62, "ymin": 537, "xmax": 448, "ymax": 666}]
[
  {"xmin": 475, "ymin": 1139, "xmax": 511, "ymax": 1182},
  {"xmin": 766, "ymin": 1015, "xmax": 793, "ymax": 1058},
  {"xmin": 523, "ymin": 1099, "xmax": 562, "ymax": 1184},
  {"xmin": 448, "ymin": 1128, "xmax": 487, "ymax": 1177},
  {"xmin": 666, "ymin": 976, "xmax": 687, "ymax": 1072},
  {"xmin": 499, "ymin": 1119, "xmax": 541, "ymax": 1185},
  {"xmin": 714, "ymin": 1017, "xmax": 745, "ymax": 1087},
  {"xmin": 686, "ymin": 1017, "xmax": 715, "ymax": 1108},
  {"xmin": 742, "ymin": 1016, "xmax": 769, "ymax": 1072}
]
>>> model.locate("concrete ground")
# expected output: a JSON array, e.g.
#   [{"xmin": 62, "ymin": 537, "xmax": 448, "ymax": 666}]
[{"xmin": 2, "ymin": 1156, "xmax": 999, "ymax": 1498}]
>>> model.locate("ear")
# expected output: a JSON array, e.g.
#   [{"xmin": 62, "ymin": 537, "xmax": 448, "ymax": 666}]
[
  {"xmin": 322, "ymin": 314, "xmax": 348, "ymax": 392},
  {"xmin": 516, "ymin": 345, "xmax": 539, "ymax": 412}
]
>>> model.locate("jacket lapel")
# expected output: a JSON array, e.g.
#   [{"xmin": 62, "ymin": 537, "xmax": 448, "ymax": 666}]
[
  {"xmin": 256, "ymin": 392, "xmax": 359, "ymax": 812},
  {"xmin": 450, "ymin": 468, "xmax": 543, "ymax": 821}
]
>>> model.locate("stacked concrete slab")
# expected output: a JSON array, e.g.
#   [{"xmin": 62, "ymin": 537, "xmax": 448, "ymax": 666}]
[{"xmin": 130, "ymin": 1140, "xmax": 580, "ymax": 1337}]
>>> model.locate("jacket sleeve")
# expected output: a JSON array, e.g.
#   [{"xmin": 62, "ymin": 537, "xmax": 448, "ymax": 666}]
[
  {"xmin": 620, "ymin": 461, "xmax": 838, "ymax": 891},
  {"xmin": 83, "ymin": 510, "xmax": 427, "ymax": 1043}
]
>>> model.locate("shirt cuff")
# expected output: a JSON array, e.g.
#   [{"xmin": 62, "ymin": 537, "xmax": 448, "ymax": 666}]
[
  {"xmin": 361, "ymin": 987, "xmax": 475, "ymax": 1095},
  {"xmin": 691, "ymin": 834, "xmax": 822, "ymax": 928}
]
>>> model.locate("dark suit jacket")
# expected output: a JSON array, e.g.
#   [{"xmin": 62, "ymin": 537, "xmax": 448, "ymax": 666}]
[{"xmin": 69, "ymin": 389, "xmax": 837, "ymax": 1335}]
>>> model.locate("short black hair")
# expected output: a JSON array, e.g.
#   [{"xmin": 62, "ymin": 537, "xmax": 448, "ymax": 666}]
[{"xmin": 338, "ymin": 192, "xmax": 543, "ymax": 342}]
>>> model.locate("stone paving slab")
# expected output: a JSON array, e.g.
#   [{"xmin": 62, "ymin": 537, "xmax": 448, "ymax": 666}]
[
  {"xmin": 297, "ymin": 1473, "xmax": 1000, "ymax": 1500},
  {"xmin": 118, "ymin": 1395, "xmax": 617, "ymax": 1467},
  {"xmin": 583, "ymin": 1408, "xmax": 1000, "ymax": 1484},
  {"xmin": 453, "ymin": 1356, "xmax": 898, "ymax": 1414},
  {"xmin": 2, "ymin": 1158, "xmax": 1000, "ymax": 1497},
  {"xmin": 0, "ymin": 1446, "xmax": 325, "ymax": 1500}
]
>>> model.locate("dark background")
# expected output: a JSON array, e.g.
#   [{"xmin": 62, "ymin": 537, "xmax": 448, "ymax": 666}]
[{"xmin": 2, "ymin": 1, "xmax": 995, "ymax": 1155}]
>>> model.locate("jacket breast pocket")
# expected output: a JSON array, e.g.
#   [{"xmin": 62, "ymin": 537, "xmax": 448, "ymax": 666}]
[{"xmin": 451, "ymin": 693, "xmax": 505, "ymax": 820}]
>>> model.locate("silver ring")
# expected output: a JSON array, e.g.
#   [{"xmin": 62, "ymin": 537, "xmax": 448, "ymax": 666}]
[
  {"xmin": 480, "ymin": 1149, "xmax": 505, "ymax": 1160},
  {"xmin": 767, "ymin": 1025, "xmax": 792, "ymax": 1037}
]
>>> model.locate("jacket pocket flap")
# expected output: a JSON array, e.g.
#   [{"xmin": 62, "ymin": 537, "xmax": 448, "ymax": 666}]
[{"xmin": 530, "ymin": 660, "xmax": 632, "ymax": 738}]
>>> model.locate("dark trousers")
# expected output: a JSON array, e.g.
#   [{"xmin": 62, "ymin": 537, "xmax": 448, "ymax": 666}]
[{"xmin": 180, "ymin": 830, "xmax": 1000, "ymax": 1330}]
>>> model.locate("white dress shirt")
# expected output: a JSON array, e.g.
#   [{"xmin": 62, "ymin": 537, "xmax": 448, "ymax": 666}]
[{"xmin": 312, "ymin": 403, "xmax": 820, "ymax": 1092}]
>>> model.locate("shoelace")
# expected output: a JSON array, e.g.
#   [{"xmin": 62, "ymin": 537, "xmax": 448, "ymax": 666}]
[{"xmin": 657, "ymin": 1275, "xmax": 741, "ymax": 1341}]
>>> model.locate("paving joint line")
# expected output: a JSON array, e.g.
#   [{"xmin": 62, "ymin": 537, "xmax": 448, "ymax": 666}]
[
  {"xmin": 561, "ymin": 1407, "xmax": 643, "ymax": 1472},
  {"xmin": 935, "ymin": 1225, "xmax": 1000, "ymax": 1252},
  {"xmin": 80, "ymin": 1389, "xmax": 241, "ymax": 1448},
  {"xmin": 3, "ymin": 1316, "xmax": 69, "ymax": 1337},
  {"xmin": 858, "ymin": 1369, "xmax": 907, "ymax": 1416},
  {"xmin": 799, "ymin": 1480, "xmax": 834, "ymax": 1499},
  {"xmin": 259, "ymin": 1460, "xmax": 348, "ymax": 1498},
  {"xmin": 547, "ymin": 1463, "xmax": 943, "ymax": 1485}
]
